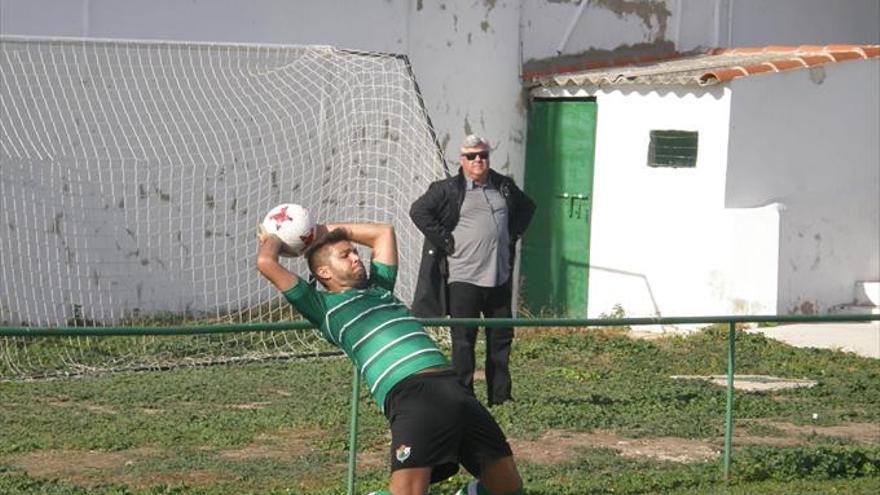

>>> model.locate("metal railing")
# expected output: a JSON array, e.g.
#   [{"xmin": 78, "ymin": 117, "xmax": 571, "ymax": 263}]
[{"xmin": 3, "ymin": 312, "xmax": 878, "ymax": 493}]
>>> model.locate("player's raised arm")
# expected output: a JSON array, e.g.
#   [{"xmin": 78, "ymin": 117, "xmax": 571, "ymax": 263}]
[
  {"xmin": 256, "ymin": 227, "xmax": 299, "ymax": 292},
  {"xmin": 323, "ymin": 222, "xmax": 397, "ymax": 267}
]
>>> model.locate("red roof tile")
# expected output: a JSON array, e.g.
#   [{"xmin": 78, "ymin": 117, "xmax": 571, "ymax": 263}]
[{"xmin": 526, "ymin": 44, "xmax": 880, "ymax": 88}]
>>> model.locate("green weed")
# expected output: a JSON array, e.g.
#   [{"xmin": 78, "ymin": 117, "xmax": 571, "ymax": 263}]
[{"xmin": 1, "ymin": 326, "xmax": 878, "ymax": 494}]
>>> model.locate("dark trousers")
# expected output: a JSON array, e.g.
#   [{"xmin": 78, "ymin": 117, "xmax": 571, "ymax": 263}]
[{"xmin": 448, "ymin": 281, "xmax": 514, "ymax": 406}]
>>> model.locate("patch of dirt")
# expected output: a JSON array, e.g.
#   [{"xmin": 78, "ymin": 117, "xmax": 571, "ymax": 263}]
[
  {"xmin": 219, "ymin": 427, "xmax": 323, "ymax": 461},
  {"xmin": 805, "ymin": 422, "xmax": 880, "ymax": 442},
  {"xmin": 355, "ymin": 450, "xmax": 387, "ymax": 469},
  {"xmin": 46, "ymin": 400, "xmax": 120, "ymax": 415},
  {"xmin": 217, "ymin": 426, "xmax": 387, "ymax": 470},
  {"xmin": 334, "ymin": 432, "xmax": 391, "ymax": 471},
  {"xmin": 8, "ymin": 447, "xmax": 161, "ymax": 485},
  {"xmin": 738, "ymin": 420, "xmax": 880, "ymax": 445},
  {"xmin": 330, "ymin": 449, "xmax": 387, "ymax": 472},
  {"xmin": 6, "ymin": 427, "xmax": 350, "ymax": 489},
  {"xmin": 509, "ymin": 429, "xmax": 719, "ymax": 464},
  {"xmin": 510, "ymin": 421, "xmax": 880, "ymax": 465},
  {"xmin": 10, "ymin": 421, "xmax": 876, "ymax": 489},
  {"xmin": 113, "ymin": 469, "xmax": 229, "ymax": 489}
]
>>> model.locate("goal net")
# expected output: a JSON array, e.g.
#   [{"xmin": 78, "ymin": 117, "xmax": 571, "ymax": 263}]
[{"xmin": 0, "ymin": 36, "xmax": 445, "ymax": 379}]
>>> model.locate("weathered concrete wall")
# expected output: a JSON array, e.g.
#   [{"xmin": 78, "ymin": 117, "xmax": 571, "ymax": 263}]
[
  {"xmin": 727, "ymin": 0, "xmax": 880, "ymax": 47},
  {"xmin": 0, "ymin": 0, "xmax": 527, "ymax": 326},
  {"xmin": 0, "ymin": 0, "xmax": 410, "ymax": 52},
  {"xmin": 3, "ymin": 0, "xmax": 877, "ymax": 187},
  {"xmin": 727, "ymin": 59, "xmax": 880, "ymax": 314},
  {"xmin": 408, "ymin": 0, "xmax": 525, "ymax": 178},
  {"xmin": 0, "ymin": 0, "xmax": 524, "ymax": 177},
  {"xmin": 2, "ymin": 0, "xmax": 878, "ymax": 321},
  {"xmin": 522, "ymin": 0, "xmax": 678, "ymax": 63},
  {"xmin": 522, "ymin": 0, "xmax": 880, "ymax": 73}
]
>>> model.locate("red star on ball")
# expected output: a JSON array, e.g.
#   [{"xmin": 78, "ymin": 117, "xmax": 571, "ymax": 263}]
[{"xmin": 269, "ymin": 206, "xmax": 292, "ymax": 231}]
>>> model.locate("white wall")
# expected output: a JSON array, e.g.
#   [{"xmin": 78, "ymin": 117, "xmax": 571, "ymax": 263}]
[
  {"xmin": 583, "ymin": 86, "xmax": 780, "ymax": 318},
  {"xmin": 0, "ymin": 0, "xmax": 527, "ymax": 324},
  {"xmin": 2, "ymin": 0, "xmax": 877, "ymax": 320},
  {"xmin": 408, "ymin": 0, "xmax": 524, "ymax": 178},
  {"xmin": 0, "ymin": 0, "xmax": 410, "ymax": 51},
  {"xmin": 728, "ymin": 0, "xmax": 880, "ymax": 47},
  {"xmin": 532, "ymin": 84, "xmax": 780, "ymax": 318},
  {"xmin": 726, "ymin": 59, "xmax": 880, "ymax": 314},
  {"xmin": 3, "ymin": 0, "xmax": 877, "ymax": 190},
  {"xmin": 5, "ymin": 0, "xmax": 878, "ymax": 183},
  {"xmin": 0, "ymin": 0, "xmax": 524, "ymax": 177}
]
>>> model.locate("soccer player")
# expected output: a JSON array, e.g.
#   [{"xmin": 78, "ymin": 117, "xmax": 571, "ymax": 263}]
[{"xmin": 256, "ymin": 221, "xmax": 524, "ymax": 495}]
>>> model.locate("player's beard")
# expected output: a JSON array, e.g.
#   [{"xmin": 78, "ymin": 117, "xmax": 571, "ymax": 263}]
[
  {"xmin": 350, "ymin": 262, "xmax": 367, "ymax": 288},
  {"xmin": 333, "ymin": 261, "xmax": 367, "ymax": 289}
]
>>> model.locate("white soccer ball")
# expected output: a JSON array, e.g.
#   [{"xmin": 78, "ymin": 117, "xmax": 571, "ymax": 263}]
[{"xmin": 261, "ymin": 203, "xmax": 315, "ymax": 256}]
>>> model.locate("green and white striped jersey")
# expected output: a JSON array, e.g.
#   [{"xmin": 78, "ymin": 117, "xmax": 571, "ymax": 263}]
[{"xmin": 284, "ymin": 261, "xmax": 449, "ymax": 411}]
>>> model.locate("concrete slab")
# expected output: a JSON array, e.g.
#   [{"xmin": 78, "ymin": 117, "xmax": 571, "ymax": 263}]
[
  {"xmin": 748, "ymin": 323, "xmax": 880, "ymax": 359},
  {"xmin": 671, "ymin": 374, "xmax": 818, "ymax": 391}
]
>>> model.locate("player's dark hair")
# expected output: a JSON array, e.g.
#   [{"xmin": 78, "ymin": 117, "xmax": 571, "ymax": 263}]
[{"xmin": 304, "ymin": 227, "xmax": 351, "ymax": 277}]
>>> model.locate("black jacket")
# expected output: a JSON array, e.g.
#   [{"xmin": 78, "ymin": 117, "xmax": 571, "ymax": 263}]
[{"xmin": 409, "ymin": 168, "xmax": 536, "ymax": 317}]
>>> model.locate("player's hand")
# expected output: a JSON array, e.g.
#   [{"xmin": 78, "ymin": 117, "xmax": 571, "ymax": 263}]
[
  {"xmin": 256, "ymin": 222, "xmax": 270, "ymax": 244},
  {"xmin": 256, "ymin": 223, "xmax": 298, "ymax": 258}
]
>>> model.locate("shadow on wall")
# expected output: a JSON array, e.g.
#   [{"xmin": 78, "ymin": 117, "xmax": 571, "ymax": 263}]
[{"xmin": 589, "ymin": 264, "xmax": 661, "ymax": 317}]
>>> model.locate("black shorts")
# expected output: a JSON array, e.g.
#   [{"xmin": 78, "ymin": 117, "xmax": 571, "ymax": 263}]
[{"xmin": 383, "ymin": 369, "xmax": 513, "ymax": 483}]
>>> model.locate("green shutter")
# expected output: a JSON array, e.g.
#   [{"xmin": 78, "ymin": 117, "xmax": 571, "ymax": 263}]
[{"xmin": 648, "ymin": 130, "xmax": 698, "ymax": 168}]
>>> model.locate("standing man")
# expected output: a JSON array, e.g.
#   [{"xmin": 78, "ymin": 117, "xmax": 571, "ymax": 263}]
[
  {"xmin": 410, "ymin": 135, "xmax": 535, "ymax": 406},
  {"xmin": 257, "ymin": 221, "xmax": 524, "ymax": 495}
]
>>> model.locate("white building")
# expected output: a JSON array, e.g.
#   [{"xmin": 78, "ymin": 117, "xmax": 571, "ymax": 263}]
[{"xmin": 526, "ymin": 45, "xmax": 879, "ymax": 317}]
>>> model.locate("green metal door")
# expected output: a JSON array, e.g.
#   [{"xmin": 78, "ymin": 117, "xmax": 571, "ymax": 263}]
[{"xmin": 521, "ymin": 98, "xmax": 597, "ymax": 317}]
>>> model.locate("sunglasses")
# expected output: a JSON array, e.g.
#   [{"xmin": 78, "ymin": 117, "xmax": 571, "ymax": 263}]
[{"xmin": 461, "ymin": 151, "xmax": 489, "ymax": 160}]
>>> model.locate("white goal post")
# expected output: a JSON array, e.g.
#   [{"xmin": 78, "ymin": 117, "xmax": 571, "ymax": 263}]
[{"xmin": 0, "ymin": 36, "xmax": 445, "ymax": 377}]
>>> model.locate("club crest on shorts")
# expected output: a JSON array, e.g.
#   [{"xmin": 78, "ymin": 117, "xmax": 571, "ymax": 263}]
[{"xmin": 395, "ymin": 444, "xmax": 411, "ymax": 462}]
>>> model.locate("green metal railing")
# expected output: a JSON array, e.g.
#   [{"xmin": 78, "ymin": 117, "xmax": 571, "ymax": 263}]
[{"xmin": 3, "ymin": 312, "xmax": 878, "ymax": 492}]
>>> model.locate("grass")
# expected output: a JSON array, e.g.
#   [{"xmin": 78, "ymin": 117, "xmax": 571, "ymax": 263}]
[
  {"xmin": 0, "ymin": 328, "xmax": 337, "ymax": 380},
  {"xmin": 1, "ymin": 325, "xmax": 878, "ymax": 494}
]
